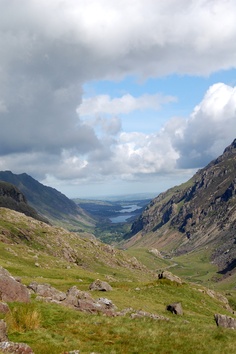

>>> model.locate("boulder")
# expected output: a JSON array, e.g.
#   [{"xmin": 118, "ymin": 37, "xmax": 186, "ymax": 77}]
[
  {"xmin": 64, "ymin": 286, "xmax": 94, "ymax": 307},
  {"xmin": 158, "ymin": 271, "xmax": 182, "ymax": 284},
  {"xmin": 63, "ymin": 286, "xmax": 115, "ymax": 315},
  {"xmin": 0, "ymin": 267, "xmax": 30, "ymax": 303},
  {"xmin": 97, "ymin": 298, "xmax": 116, "ymax": 310},
  {"xmin": 214, "ymin": 313, "xmax": 236, "ymax": 329},
  {"xmin": 166, "ymin": 302, "xmax": 183, "ymax": 315},
  {"xmin": 28, "ymin": 282, "xmax": 66, "ymax": 302},
  {"xmin": 89, "ymin": 279, "xmax": 112, "ymax": 292}
]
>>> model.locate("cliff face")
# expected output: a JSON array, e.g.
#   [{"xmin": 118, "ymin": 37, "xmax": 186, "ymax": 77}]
[{"xmin": 127, "ymin": 139, "xmax": 236, "ymax": 274}]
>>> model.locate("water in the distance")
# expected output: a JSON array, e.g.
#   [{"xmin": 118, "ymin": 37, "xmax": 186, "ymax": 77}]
[{"xmin": 110, "ymin": 204, "xmax": 142, "ymax": 223}]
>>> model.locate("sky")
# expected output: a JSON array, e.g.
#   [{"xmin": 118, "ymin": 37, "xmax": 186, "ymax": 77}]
[{"xmin": 0, "ymin": 0, "xmax": 236, "ymax": 199}]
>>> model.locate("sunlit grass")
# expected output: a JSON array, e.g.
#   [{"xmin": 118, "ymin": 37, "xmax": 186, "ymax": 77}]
[
  {"xmin": 1, "ymin": 208, "xmax": 236, "ymax": 353},
  {"xmin": 4, "ymin": 299, "xmax": 236, "ymax": 354}
]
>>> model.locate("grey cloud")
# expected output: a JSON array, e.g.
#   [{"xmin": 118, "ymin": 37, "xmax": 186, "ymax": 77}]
[{"xmin": 1, "ymin": 0, "xmax": 236, "ymax": 187}]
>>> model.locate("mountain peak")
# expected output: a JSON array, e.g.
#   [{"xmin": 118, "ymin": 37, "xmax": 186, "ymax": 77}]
[{"xmin": 223, "ymin": 138, "xmax": 236, "ymax": 154}]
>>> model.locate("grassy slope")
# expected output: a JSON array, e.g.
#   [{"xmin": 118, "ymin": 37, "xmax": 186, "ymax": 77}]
[{"xmin": 1, "ymin": 208, "xmax": 236, "ymax": 353}]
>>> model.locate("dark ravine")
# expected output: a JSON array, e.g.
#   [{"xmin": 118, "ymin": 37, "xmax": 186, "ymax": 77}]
[{"xmin": 125, "ymin": 139, "xmax": 236, "ymax": 276}]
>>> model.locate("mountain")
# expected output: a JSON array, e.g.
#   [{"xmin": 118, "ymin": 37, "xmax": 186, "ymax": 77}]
[
  {"xmin": 0, "ymin": 180, "xmax": 47, "ymax": 223},
  {"xmin": 0, "ymin": 171, "xmax": 95, "ymax": 230},
  {"xmin": 124, "ymin": 139, "xmax": 236, "ymax": 276}
]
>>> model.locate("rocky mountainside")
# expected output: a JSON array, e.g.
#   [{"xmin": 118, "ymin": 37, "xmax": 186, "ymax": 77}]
[
  {"xmin": 0, "ymin": 181, "xmax": 47, "ymax": 223},
  {"xmin": 0, "ymin": 171, "xmax": 94, "ymax": 230},
  {"xmin": 125, "ymin": 139, "xmax": 236, "ymax": 276}
]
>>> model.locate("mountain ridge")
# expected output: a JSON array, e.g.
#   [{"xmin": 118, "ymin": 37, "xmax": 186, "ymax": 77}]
[
  {"xmin": 0, "ymin": 180, "xmax": 48, "ymax": 223},
  {"xmin": 0, "ymin": 171, "xmax": 95, "ymax": 230},
  {"xmin": 124, "ymin": 139, "xmax": 236, "ymax": 276}
]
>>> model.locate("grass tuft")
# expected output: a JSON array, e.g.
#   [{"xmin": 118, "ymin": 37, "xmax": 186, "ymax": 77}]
[{"xmin": 5, "ymin": 303, "xmax": 41, "ymax": 333}]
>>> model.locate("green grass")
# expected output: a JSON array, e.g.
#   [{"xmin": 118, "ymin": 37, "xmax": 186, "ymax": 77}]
[
  {"xmin": 125, "ymin": 247, "xmax": 172, "ymax": 270},
  {"xmin": 3, "ymin": 280, "xmax": 236, "ymax": 354},
  {"xmin": 1, "ymin": 208, "xmax": 236, "ymax": 353}
]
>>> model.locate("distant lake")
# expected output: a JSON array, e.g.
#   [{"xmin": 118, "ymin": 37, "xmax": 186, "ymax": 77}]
[{"xmin": 109, "ymin": 204, "xmax": 142, "ymax": 223}]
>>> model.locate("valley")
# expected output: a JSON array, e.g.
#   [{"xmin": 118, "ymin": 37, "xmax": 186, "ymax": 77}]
[
  {"xmin": 0, "ymin": 139, "xmax": 236, "ymax": 353},
  {"xmin": 74, "ymin": 197, "xmax": 151, "ymax": 244}
]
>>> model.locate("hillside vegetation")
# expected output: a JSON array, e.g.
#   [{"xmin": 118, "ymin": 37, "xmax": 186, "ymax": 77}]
[{"xmin": 0, "ymin": 208, "xmax": 236, "ymax": 353}]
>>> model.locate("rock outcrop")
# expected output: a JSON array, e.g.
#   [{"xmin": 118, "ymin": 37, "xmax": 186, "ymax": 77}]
[{"xmin": 29, "ymin": 282, "xmax": 116, "ymax": 315}]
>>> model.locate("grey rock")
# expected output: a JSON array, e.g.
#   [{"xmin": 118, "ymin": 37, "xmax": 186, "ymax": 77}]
[
  {"xmin": 97, "ymin": 298, "xmax": 116, "ymax": 309},
  {"xmin": 166, "ymin": 302, "xmax": 183, "ymax": 315},
  {"xmin": 64, "ymin": 286, "xmax": 94, "ymax": 307},
  {"xmin": 89, "ymin": 279, "xmax": 112, "ymax": 291},
  {"xmin": 28, "ymin": 282, "xmax": 66, "ymax": 301},
  {"xmin": 214, "ymin": 313, "xmax": 236, "ymax": 329}
]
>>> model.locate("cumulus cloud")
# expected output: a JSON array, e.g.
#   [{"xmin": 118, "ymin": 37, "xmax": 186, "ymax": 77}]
[
  {"xmin": 55, "ymin": 83, "xmax": 236, "ymax": 184},
  {"xmin": 171, "ymin": 83, "xmax": 236, "ymax": 168}
]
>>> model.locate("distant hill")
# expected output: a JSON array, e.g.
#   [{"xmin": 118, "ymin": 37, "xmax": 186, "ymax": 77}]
[
  {"xmin": 0, "ymin": 180, "xmax": 48, "ymax": 223},
  {"xmin": 0, "ymin": 171, "xmax": 95, "ymax": 230},
  {"xmin": 124, "ymin": 139, "xmax": 236, "ymax": 277}
]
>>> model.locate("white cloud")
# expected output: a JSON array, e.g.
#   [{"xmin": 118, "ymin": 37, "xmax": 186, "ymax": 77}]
[
  {"xmin": 171, "ymin": 83, "xmax": 236, "ymax": 168},
  {"xmin": 77, "ymin": 93, "xmax": 176, "ymax": 116},
  {"xmin": 1, "ymin": 1, "xmax": 236, "ymax": 196}
]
